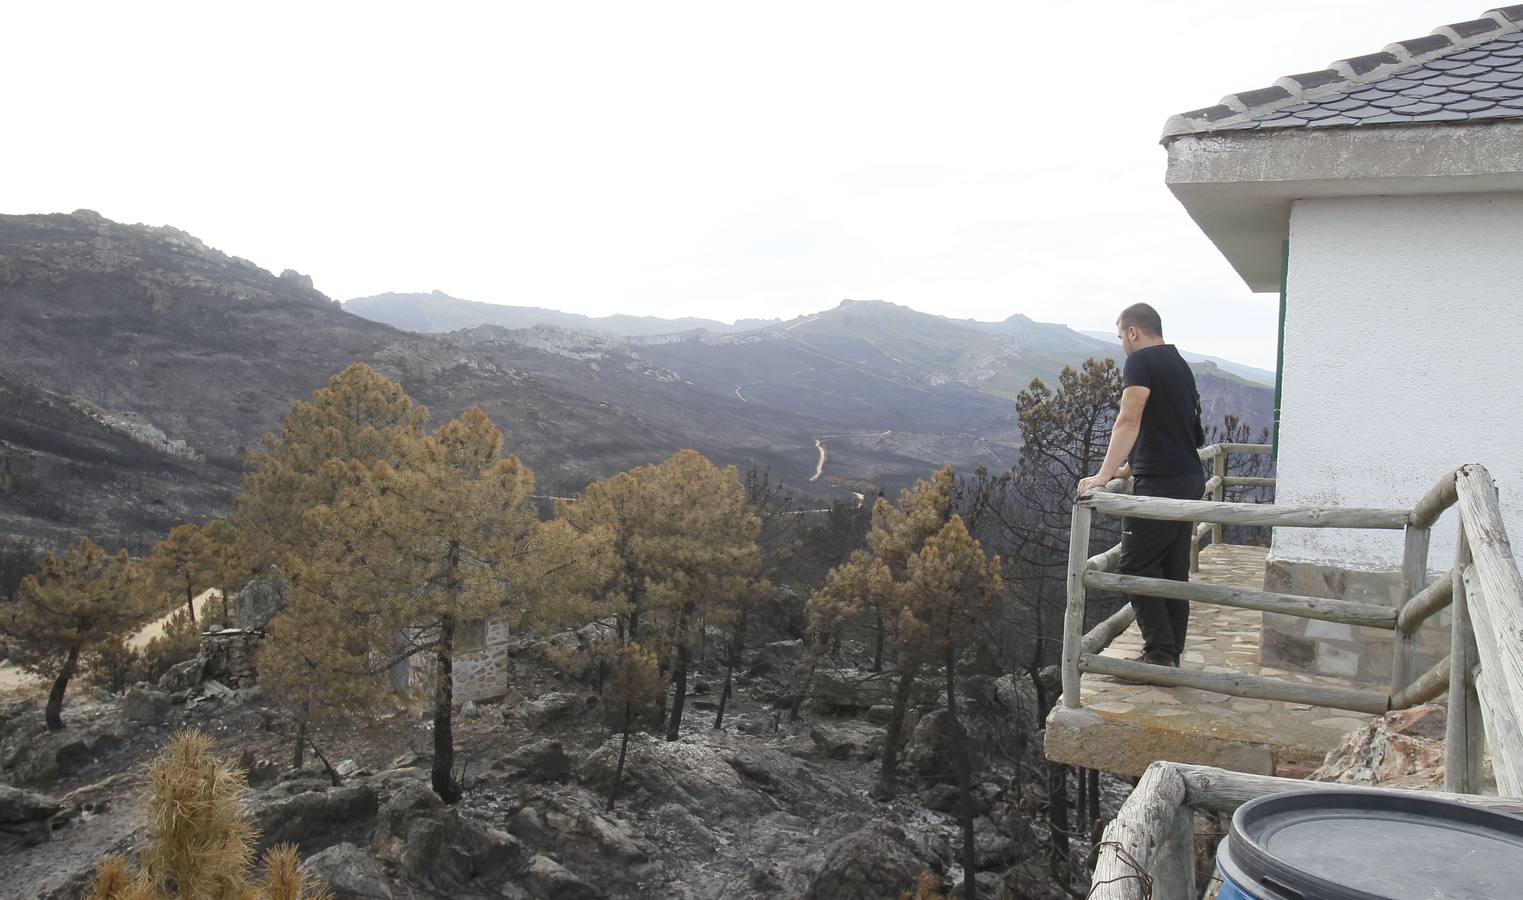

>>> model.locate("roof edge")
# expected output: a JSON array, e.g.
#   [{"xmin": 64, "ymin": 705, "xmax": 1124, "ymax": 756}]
[{"xmin": 1162, "ymin": 6, "xmax": 1523, "ymax": 140}]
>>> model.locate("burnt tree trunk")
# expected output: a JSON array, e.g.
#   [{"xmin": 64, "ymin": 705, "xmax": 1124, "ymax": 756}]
[
  {"xmin": 665, "ymin": 604, "xmax": 695, "ymax": 741},
  {"xmin": 185, "ymin": 575, "xmax": 196, "ymax": 623},
  {"xmin": 876, "ymin": 661, "xmax": 920, "ymax": 799},
  {"xmin": 608, "ymin": 698, "xmax": 633, "ymax": 812},
  {"xmin": 45, "ymin": 644, "xmax": 81, "ymax": 732},
  {"xmin": 714, "ymin": 610, "xmax": 747, "ymax": 730},
  {"xmin": 432, "ymin": 615, "xmax": 462, "ymax": 803},
  {"xmin": 946, "ymin": 647, "xmax": 977, "ymax": 900}
]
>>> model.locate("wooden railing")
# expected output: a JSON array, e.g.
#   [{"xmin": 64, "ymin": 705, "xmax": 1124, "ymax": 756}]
[
  {"xmin": 1090, "ymin": 761, "xmax": 1523, "ymax": 900},
  {"xmin": 1068, "ymin": 463, "xmax": 1523, "ymax": 898}
]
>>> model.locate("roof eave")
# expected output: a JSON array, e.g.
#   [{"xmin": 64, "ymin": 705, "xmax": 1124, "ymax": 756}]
[{"xmin": 1165, "ymin": 120, "xmax": 1523, "ymax": 292}]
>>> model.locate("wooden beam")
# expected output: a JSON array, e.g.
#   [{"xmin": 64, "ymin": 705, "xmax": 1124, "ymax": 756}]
[
  {"xmin": 1390, "ymin": 654, "xmax": 1450, "ymax": 710},
  {"xmin": 1062, "ymin": 503, "xmax": 1093, "ymax": 710},
  {"xmin": 1392, "ymin": 525, "xmax": 1431, "ymax": 695},
  {"xmin": 1395, "ymin": 572, "xmax": 1454, "ymax": 636},
  {"xmin": 1462, "ymin": 564, "xmax": 1523, "ymax": 797},
  {"xmin": 1082, "ymin": 604, "xmax": 1137, "ymax": 656},
  {"xmin": 1088, "ymin": 540, "xmax": 1122, "ymax": 573},
  {"xmin": 1174, "ymin": 762, "xmax": 1523, "ymax": 817},
  {"xmin": 1447, "ymin": 521, "xmax": 1485, "ymax": 794},
  {"xmin": 1223, "ymin": 476, "xmax": 1277, "ymax": 488},
  {"xmin": 1218, "ymin": 442, "xmax": 1274, "ymax": 455},
  {"xmin": 1454, "ymin": 464, "xmax": 1523, "ymax": 797},
  {"xmin": 1089, "ymin": 762, "xmax": 1188, "ymax": 900},
  {"xmin": 1409, "ymin": 469, "xmax": 1460, "ymax": 530},
  {"xmin": 1079, "ymin": 654, "xmax": 1390, "ymax": 715},
  {"xmin": 1077, "ymin": 492, "xmax": 1410, "ymax": 529},
  {"xmin": 1211, "ymin": 452, "xmax": 1227, "ymax": 544},
  {"xmin": 1084, "ymin": 570, "xmax": 1398, "ymax": 629}
]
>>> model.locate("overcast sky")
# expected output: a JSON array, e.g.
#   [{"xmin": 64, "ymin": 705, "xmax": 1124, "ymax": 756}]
[{"xmin": 2, "ymin": 1, "xmax": 1487, "ymax": 370}]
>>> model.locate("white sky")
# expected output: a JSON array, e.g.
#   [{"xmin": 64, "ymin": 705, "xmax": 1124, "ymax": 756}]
[{"xmin": 1, "ymin": 1, "xmax": 1488, "ymax": 370}]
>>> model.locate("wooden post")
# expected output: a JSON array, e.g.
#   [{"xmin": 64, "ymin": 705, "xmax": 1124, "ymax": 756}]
[
  {"xmin": 1090, "ymin": 762, "xmax": 1189, "ymax": 900},
  {"xmin": 1391, "ymin": 525, "xmax": 1430, "ymax": 695},
  {"xmin": 1454, "ymin": 465, "xmax": 1523, "ymax": 796},
  {"xmin": 1211, "ymin": 452, "xmax": 1226, "ymax": 545},
  {"xmin": 1446, "ymin": 520, "xmax": 1485, "ymax": 794},
  {"xmin": 1062, "ymin": 502, "xmax": 1093, "ymax": 709}
]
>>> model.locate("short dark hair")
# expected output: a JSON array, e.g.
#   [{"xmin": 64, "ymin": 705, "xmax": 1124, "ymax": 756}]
[{"xmin": 1117, "ymin": 303, "xmax": 1163, "ymax": 337}]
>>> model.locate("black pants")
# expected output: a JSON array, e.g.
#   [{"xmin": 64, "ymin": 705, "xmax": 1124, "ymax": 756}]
[{"xmin": 1119, "ymin": 471, "xmax": 1205, "ymax": 663}]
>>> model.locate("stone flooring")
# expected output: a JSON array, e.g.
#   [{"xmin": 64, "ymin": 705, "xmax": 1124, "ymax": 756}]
[{"xmin": 1045, "ymin": 543, "xmax": 1383, "ymax": 778}]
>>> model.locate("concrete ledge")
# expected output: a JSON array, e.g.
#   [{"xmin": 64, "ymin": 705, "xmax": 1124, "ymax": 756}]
[{"xmin": 1044, "ymin": 705, "xmax": 1275, "ymax": 779}]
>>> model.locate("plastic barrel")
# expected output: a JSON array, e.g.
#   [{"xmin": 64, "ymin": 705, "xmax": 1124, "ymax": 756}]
[{"xmin": 1215, "ymin": 789, "xmax": 1523, "ymax": 899}]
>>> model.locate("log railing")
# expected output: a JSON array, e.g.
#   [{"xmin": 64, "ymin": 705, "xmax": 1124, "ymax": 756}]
[
  {"xmin": 1089, "ymin": 761, "xmax": 1523, "ymax": 900},
  {"xmin": 1067, "ymin": 463, "xmax": 1523, "ymax": 897},
  {"xmin": 1190, "ymin": 442, "xmax": 1275, "ymax": 574}
]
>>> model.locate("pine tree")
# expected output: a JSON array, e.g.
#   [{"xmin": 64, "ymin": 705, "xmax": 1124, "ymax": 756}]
[
  {"xmin": 807, "ymin": 466, "xmax": 955, "ymax": 798},
  {"xmin": 601, "ymin": 642, "xmax": 663, "ymax": 811},
  {"xmin": 235, "ymin": 362, "xmax": 427, "ymax": 571},
  {"xmin": 145, "ymin": 523, "xmax": 217, "ymax": 623},
  {"xmin": 563, "ymin": 450, "xmax": 761, "ymax": 741},
  {"xmin": 2, "ymin": 539, "xmax": 146, "ymax": 730},
  {"xmin": 86, "ymin": 730, "xmax": 330, "ymax": 900},
  {"xmin": 316, "ymin": 407, "xmax": 614, "ymax": 802},
  {"xmin": 904, "ymin": 517, "xmax": 1003, "ymax": 900}
]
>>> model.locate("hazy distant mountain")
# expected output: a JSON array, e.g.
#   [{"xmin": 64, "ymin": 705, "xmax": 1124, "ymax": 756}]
[
  {"xmin": 0, "ymin": 214, "xmax": 1012, "ymax": 549},
  {"xmin": 345, "ymin": 291, "xmax": 779, "ymax": 337}
]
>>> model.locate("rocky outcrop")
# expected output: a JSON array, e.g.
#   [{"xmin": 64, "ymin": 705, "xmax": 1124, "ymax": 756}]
[
  {"xmin": 579, "ymin": 733, "xmax": 762, "ymax": 819},
  {"xmin": 0, "ymin": 785, "xmax": 61, "ymax": 851},
  {"xmin": 1311, "ymin": 704, "xmax": 1451, "ymax": 790},
  {"xmin": 492, "ymin": 738, "xmax": 577, "ymax": 782},
  {"xmin": 300, "ymin": 842, "xmax": 397, "ymax": 900},
  {"xmin": 122, "ymin": 687, "xmax": 171, "ymax": 724},
  {"xmin": 522, "ymin": 854, "xmax": 603, "ymax": 900},
  {"xmin": 232, "ymin": 574, "xmax": 286, "ymax": 631},
  {"xmin": 801, "ymin": 822, "xmax": 929, "ymax": 900},
  {"xmin": 6, "ymin": 720, "xmax": 127, "ymax": 786},
  {"xmin": 373, "ymin": 779, "xmax": 528, "ymax": 890},
  {"xmin": 250, "ymin": 783, "xmax": 379, "ymax": 852}
]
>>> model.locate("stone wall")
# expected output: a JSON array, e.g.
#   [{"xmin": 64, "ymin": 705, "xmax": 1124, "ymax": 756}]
[
  {"xmin": 200, "ymin": 628, "xmax": 263, "ymax": 687},
  {"xmin": 409, "ymin": 617, "xmax": 514, "ymax": 704},
  {"xmin": 1261, "ymin": 558, "xmax": 1449, "ymax": 684}
]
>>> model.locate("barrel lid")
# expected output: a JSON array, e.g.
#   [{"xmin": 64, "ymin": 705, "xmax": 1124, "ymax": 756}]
[{"xmin": 1227, "ymin": 789, "xmax": 1523, "ymax": 900}]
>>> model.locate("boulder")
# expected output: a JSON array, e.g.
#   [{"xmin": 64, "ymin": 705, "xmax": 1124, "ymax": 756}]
[
  {"xmin": 123, "ymin": 686, "xmax": 170, "ymax": 723},
  {"xmin": 748, "ymin": 640, "xmax": 805, "ymax": 678},
  {"xmin": 1311, "ymin": 705, "xmax": 1449, "ymax": 790},
  {"xmin": 809, "ymin": 722, "xmax": 881, "ymax": 761},
  {"xmin": 521, "ymin": 855, "xmax": 603, "ymax": 900},
  {"xmin": 0, "ymin": 784, "xmax": 61, "ymax": 851},
  {"xmin": 579, "ymin": 733, "xmax": 759, "ymax": 818},
  {"xmin": 509, "ymin": 802, "xmax": 646, "ymax": 863},
  {"xmin": 493, "ymin": 738, "xmax": 577, "ymax": 782},
  {"xmin": 301, "ymin": 842, "xmax": 396, "ymax": 900},
  {"xmin": 904, "ymin": 709, "xmax": 952, "ymax": 780},
  {"xmin": 516, "ymin": 692, "xmax": 593, "ymax": 728},
  {"xmin": 801, "ymin": 822, "xmax": 928, "ymax": 900},
  {"xmin": 922, "ymin": 783, "xmax": 987, "ymax": 817},
  {"xmin": 809, "ymin": 668, "xmax": 898, "ymax": 714},
  {"xmin": 373, "ymin": 779, "xmax": 528, "ymax": 888},
  {"xmin": 9, "ymin": 720, "xmax": 127, "ymax": 786},
  {"xmin": 968, "ymin": 815, "xmax": 1031, "ymax": 869},
  {"xmin": 157, "ymin": 656, "xmax": 205, "ymax": 693},
  {"xmin": 251, "ymin": 784, "xmax": 379, "ymax": 852},
  {"xmin": 233, "ymin": 574, "xmax": 286, "ymax": 630}
]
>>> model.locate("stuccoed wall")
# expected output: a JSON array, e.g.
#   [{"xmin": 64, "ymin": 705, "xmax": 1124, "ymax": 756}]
[
  {"xmin": 1263, "ymin": 192, "xmax": 1523, "ymax": 678},
  {"xmin": 1273, "ymin": 192, "xmax": 1523, "ymax": 572}
]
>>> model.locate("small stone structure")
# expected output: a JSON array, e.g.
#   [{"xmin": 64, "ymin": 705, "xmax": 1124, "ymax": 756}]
[
  {"xmin": 408, "ymin": 618, "xmax": 515, "ymax": 703},
  {"xmin": 199, "ymin": 628, "xmax": 263, "ymax": 688}
]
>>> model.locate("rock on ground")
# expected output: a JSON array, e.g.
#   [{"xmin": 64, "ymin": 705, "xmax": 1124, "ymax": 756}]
[
  {"xmin": 301, "ymin": 842, "xmax": 398, "ymax": 900},
  {"xmin": 1311, "ymin": 704, "xmax": 1454, "ymax": 790},
  {"xmin": 801, "ymin": 821, "xmax": 931, "ymax": 900}
]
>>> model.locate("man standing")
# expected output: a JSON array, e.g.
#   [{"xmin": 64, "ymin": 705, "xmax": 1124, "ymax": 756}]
[{"xmin": 1077, "ymin": 303, "xmax": 1205, "ymax": 667}]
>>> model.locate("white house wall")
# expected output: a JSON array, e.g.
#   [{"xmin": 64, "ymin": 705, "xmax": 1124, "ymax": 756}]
[{"xmin": 1273, "ymin": 192, "xmax": 1523, "ymax": 572}]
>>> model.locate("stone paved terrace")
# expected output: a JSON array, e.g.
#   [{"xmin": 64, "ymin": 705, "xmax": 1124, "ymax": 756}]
[{"xmin": 1045, "ymin": 544, "xmax": 1380, "ymax": 779}]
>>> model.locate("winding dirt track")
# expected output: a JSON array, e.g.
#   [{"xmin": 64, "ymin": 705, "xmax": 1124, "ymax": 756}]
[{"xmin": 0, "ymin": 588, "xmax": 222, "ymax": 695}]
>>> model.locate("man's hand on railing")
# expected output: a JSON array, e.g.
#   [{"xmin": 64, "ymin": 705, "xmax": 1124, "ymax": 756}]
[{"xmin": 1078, "ymin": 463, "xmax": 1130, "ymax": 497}]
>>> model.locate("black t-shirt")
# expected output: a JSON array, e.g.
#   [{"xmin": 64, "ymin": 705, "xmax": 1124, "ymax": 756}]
[{"xmin": 1122, "ymin": 344, "xmax": 1204, "ymax": 476}]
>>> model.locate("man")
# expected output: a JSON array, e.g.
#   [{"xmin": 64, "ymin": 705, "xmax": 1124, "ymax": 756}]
[{"xmin": 1077, "ymin": 303, "xmax": 1205, "ymax": 667}]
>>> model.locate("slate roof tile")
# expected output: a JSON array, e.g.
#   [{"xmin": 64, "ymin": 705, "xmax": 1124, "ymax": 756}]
[{"xmin": 1165, "ymin": 8, "xmax": 1523, "ymax": 137}]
